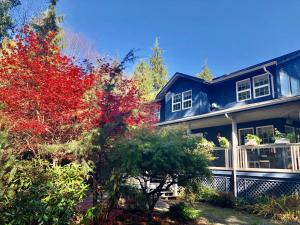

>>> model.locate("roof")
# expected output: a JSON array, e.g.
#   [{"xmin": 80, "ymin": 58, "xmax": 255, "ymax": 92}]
[
  {"xmin": 155, "ymin": 72, "xmax": 209, "ymax": 101},
  {"xmin": 155, "ymin": 50, "xmax": 300, "ymax": 101}
]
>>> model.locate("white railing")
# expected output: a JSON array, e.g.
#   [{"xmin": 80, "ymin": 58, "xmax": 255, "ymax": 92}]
[{"xmin": 210, "ymin": 143, "xmax": 300, "ymax": 172}]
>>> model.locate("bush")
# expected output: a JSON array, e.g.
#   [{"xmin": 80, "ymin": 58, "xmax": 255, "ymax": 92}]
[
  {"xmin": 0, "ymin": 158, "xmax": 90, "ymax": 225},
  {"xmin": 252, "ymin": 193, "xmax": 300, "ymax": 223},
  {"xmin": 119, "ymin": 185, "xmax": 147, "ymax": 211},
  {"xmin": 169, "ymin": 202, "xmax": 201, "ymax": 222}
]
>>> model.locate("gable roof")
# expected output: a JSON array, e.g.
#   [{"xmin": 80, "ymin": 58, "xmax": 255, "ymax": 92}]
[{"xmin": 155, "ymin": 72, "xmax": 209, "ymax": 101}]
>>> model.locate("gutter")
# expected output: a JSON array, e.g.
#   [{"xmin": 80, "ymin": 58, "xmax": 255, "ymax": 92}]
[{"xmin": 263, "ymin": 66, "xmax": 275, "ymax": 98}]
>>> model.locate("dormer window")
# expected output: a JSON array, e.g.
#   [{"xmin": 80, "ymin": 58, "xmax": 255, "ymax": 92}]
[
  {"xmin": 182, "ymin": 90, "xmax": 192, "ymax": 109},
  {"xmin": 253, "ymin": 74, "xmax": 270, "ymax": 98},
  {"xmin": 236, "ymin": 79, "xmax": 251, "ymax": 102},
  {"xmin": 172, "ymin": 93, "xmax": 181, "ymax": 112}
]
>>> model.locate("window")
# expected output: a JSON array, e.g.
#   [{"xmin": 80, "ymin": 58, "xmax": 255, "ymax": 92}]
[
  {"xmin": 296, "ymin": 128, "xmax": 300, "ymax": 143},
  {"xmin": 253, "ymin": 74, "xmax": 270, "ymax": 98},
  {"xmin": 256, "ymin": 126, "xmax": 274, "ymax": 144},
  {"xmin": 279, "ymin": 70, "xmax": 300, "ymax": 96},
  {"xmin": 285, "ymin": 125, "xmax": 295, "ymax": 135},
  {"xmin": 172, "ymin": 93, "xmax": 181, "ymax": 112},
  {"xmin": 236, "ymin": 79, "xmax": 251, "ymax": 102},
  {"xmin": 182, "ymin": 90, "xmax": 192, "ymax": 109},
  {"xmin": 239, "ymin": 128, "xmax": 254, "ymax": 145}
]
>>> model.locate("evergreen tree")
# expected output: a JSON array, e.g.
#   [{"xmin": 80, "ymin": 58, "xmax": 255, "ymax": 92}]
[
  {"xmin": 31, "ymin": 0, "xmax": 63, "ymax": 39},
  {"xmin": 196, "ymin": 61, "xmax": 214, "ymax": 81},
  {"xmin": 0, "ymin": 0, "xmax": 20, "ymax": 42},
  {"xmin": 150, "ymin": 37, "xmax": 168, "ymax": 91},
  {"xmin": 133, "ymin": 59, "xmax": 154, "ymax": 101}
]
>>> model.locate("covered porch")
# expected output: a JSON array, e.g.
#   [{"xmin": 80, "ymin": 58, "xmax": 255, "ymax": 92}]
[{"xmin": 185, "ymin": 97, "xmax": 300, "ymax": 197}]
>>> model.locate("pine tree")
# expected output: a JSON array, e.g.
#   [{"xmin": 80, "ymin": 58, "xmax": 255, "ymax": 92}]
[
  {"xmin": 196, "ymin": 61, "xmax": 214, "ymax": 81},
  {"xmin": 150, "ymin": 38, "xmax": 168, "ymax": 91},
  {"xmin": 133, "ymin": 59, "xmax": 154, "ymax": 101},
  {"xmin": 31, "ymin": 0, "xmax": 63, "ymax": 40},
  {"xmin": 0, "ymin": 0, "xmax": 20, "ymax": 42}
]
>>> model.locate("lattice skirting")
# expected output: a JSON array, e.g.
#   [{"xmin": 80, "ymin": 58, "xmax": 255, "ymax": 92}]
[{"xmin": 203, "ymin": 175, "xmax": 300, "ymax": 199}]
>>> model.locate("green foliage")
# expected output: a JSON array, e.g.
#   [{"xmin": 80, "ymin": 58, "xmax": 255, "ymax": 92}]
[
  {"xmin": 0, "ymin": 158, "xmax": 90, "ymax": 225},
  {"xmin": 150, "ymin": 37, "xmax": 168, "ymax": 91},
  {"xmin": 196, "ymin": 62, "xmax": 213, "ymax": 81},
  {"xmin": 119, "ymin": 185, "xmax": 148, "ymax": 211},
  {"xmin": 217, "ymin": 136, "xmax": 230, "ymax": 149},
  {"xmin": 245, "ymin": 134, "xmax": 262, "ymax": 145},
  {"xmin": 31, "ymin": 0, "xmax": 63, "ymax": 41},
  {"xmin": 109, "ymin": 128, "xmax": 212, "ymax": 210},
  {"xmin": 133, "ymin": 59, "xmax": 155, "ymax": 101},
  {"xmin": 169, "ymin": 202, "xmax": 201, "ymax": 222},
  {"xmin": 252, "ymin": 193, "xmax": 300, "ymax": 223},
  {"xmin": 0, "ymin": 0, "xmax": 20, "ymax": 42}
]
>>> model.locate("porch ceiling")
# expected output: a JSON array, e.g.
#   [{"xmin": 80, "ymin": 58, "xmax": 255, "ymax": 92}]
[{"xmin": 189, "ymin": 100, "xmax": 300, "ymax": 129}]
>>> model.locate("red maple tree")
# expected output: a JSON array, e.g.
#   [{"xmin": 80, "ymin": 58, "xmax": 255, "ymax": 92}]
[{"xmin": 0, "ymin": 28, "xmax": 94, "ymax": 150}]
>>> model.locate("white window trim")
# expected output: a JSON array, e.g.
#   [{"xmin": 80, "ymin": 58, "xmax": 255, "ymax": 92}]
[
  {"xmin": 238, "ymin": 127, "xmax": 254, "ymax": 145},
  {"xmin": 253, "ymin": 73, "xmax": 271, "ymax": 99},
  {"xmin": 182, "ymin": 90, "xmax": 192, "ymax": 110},
  {"xmin": 256, "ymin": 125, "xmax": 274, "ymax": 140},
  {"xmin": 236, "ymin": 78, "xmax": 252, "ymax": 102},
  {"xmin": 172, "ymin": 93, "xmax": 181, "ymax": 112}
]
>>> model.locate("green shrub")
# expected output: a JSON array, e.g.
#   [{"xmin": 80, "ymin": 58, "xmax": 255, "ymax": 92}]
[
  {"xmin": 119, "ymin": 185, "xmax": 147, "ymax": 211},
  {"xmin": 252, "ymin": 193, "xmax": 300, "ymax": 223},
  {"xmin": 169, "ymin": 202, "xmax": 201, "ymax": 222},
  {"xmin": 0, "ymin": 158, "xmax": 90, "ymax": 225}
]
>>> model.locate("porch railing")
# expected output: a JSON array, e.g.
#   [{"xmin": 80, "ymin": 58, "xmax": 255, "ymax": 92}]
[{"xmin": 210, "ymin": 143, "xmax": 300, "ymax": 172}]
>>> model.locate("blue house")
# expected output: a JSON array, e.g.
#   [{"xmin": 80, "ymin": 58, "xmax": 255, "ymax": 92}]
[{"xmin": 155, "ymin": 50, "xmax": 300, "ymax": 199}]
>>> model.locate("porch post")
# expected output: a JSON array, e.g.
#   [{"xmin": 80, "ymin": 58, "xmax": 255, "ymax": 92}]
[{"xmin": 225, "ymin": 113, "xmax": 238, "ymax": 197}]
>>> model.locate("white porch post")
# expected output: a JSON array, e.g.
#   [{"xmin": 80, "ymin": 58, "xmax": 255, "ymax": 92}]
[{"xmin": 226, "ymin": 113, "xmax": 238, "ymax": 197}]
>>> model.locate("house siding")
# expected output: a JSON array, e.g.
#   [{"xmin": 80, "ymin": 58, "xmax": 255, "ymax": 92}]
[{"xmin": 163, "ymin": 77, "xmax": 210, "ymax": 122}]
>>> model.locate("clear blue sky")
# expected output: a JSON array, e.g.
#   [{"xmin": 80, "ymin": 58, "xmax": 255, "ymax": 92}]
[{"xmin": 57, "ymin": 0, "xmax": 300, "ymax": 78}]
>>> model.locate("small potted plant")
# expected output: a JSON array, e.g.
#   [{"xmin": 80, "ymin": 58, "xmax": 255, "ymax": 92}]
[
  {"xmin": 274, "ymin": 128, "xmax": 290, "ymax": 144},
  {"xmin": 245, "ymin": 134, "xmax": 261, "ymax": 146},
  {"xmin": 218, "ymin": 136, "xmax": 230, "ymax": 149}
]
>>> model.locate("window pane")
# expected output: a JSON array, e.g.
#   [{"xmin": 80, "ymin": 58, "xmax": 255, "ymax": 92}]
[
  {"xmin": 173, "ymin": 94, "xmax": 181, "ymax": 103},
  {"xmin": 256, "ymin": 126, "xmax": 274, "ymax": 144},
  {"xmin": 238, "ymin": 80, "xmax": 250, "ymax": 91},
  {"xmin": 247, "ymin": 148, "xmax": 292, "ymax": 169},
  {"xmin": 183, "ymin": 90, "xmax": 192, "ymax": 100},
  {"xmin": 280, "ymin": 71, "xmax": 290, "ymax": 96},
  {"xmin": 291, "ymin": 77, "xmax": 299, "ymax": 96},
  {"xmin": 238, "ymin": 91, "xmax": 250, "ymax": 101},
  {"xmin": 172, "ymin": 103, "xmax": 181, "ymax": 111},
  {"xmin": 183, "ymin": 100, "xmax": 191, "ymax": 109},
  {"xmin": 210, "ymin": 150, "xmax": 226, "ymax": 167},
  {"xmin": 255, "ymin": 86, "xmax": 269, "ymax": 97},
  {"xmin": 254, "ymin": 75, "xmax": 269, "ymax": 87},
  {"xmin": 239, "ymin": 128, "xmax": 254, "ymax": 145}
]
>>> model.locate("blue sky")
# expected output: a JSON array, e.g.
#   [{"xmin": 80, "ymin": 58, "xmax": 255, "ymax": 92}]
[{"xmin": 56, "ymin": 0, "xmax": 300, "ymax": 78}]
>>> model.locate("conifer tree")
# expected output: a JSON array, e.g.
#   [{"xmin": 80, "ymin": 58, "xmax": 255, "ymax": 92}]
[
  {"xmin": 0, "ymin": 0, "xmax": 20, "ymax": 42},
  {"xmin": 196, "ymin": 60, "xmax": 214, "ymax": 81},
  {"xmin": 150, "ymin": 37, "xmax": 168, "ymax": 91},
  {"xmin": 31, "ymin": 0, "xmax": 63, "ymax": 40}
]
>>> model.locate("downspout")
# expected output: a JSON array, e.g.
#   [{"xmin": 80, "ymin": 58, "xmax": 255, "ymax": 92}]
[
  {"xmin": 225, "ymin": 113, "xmax": 238, "ymax": 197},
  {"xmin": 263, "ymin": 66, "xmax": 275, "ymax": 98}
]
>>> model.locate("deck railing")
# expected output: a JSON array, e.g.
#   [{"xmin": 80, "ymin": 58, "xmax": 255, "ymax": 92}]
[{"xmin": 210, "ymin": 143, "xmax": 300, "ymax": 172}]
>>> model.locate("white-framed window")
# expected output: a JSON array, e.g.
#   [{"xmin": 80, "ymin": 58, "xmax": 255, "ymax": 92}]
[
  {"xmin": 256, "ymin": 125, "xmax": 274, "ymax": 144},
  {"xmin": 279, "ymin": 70, "xmax": 300, "ymax": 97},
  {"xmin": 236, "ymin": 78, "xmax": 251, "ymax": 102},
  {"xmin": 172, "ymin": 93, "xmax": 181, "ymax": 112},
  {"xmin": 182, "ymin": 90, "xmax": 192, "ymax": 109},
  {"xmin": 253, "ymin": 74, "xmax": 270, "ymax": 98},
  {"xmin": 238, "ymin": 127, "xmax": 254, "ymax": 145}
]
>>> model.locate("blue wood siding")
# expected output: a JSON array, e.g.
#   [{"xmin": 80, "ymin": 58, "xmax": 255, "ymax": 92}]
[{"xmin": 163, "ymin": 77, "xmax": 210, "ymax": 122}]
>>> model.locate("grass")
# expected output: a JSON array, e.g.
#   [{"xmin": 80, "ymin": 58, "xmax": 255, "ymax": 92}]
[{"xmin": 192, "ymin": 202, "xmax": 281, "ymax": 225}]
